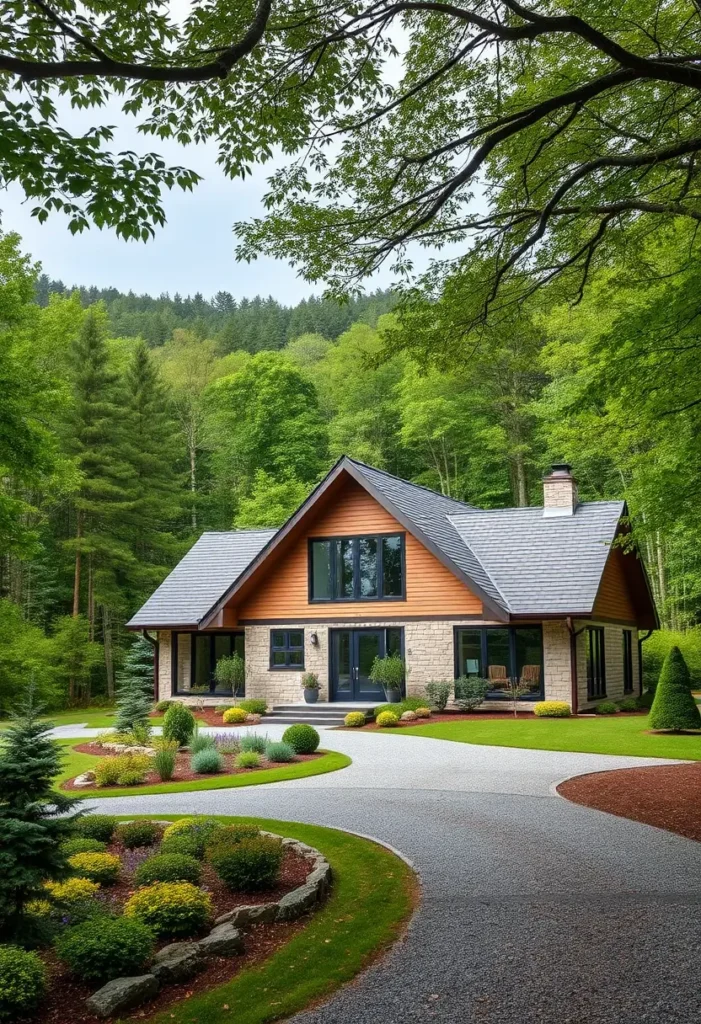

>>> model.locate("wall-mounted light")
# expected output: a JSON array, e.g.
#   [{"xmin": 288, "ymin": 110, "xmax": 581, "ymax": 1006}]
[{"xmin": 310, "ymin": 632, "xmax": 319, "ymax": 647}]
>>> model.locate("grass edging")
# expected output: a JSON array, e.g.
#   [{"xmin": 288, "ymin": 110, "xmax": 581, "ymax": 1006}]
[
  {"xmin": 117, "ymin": 814, "xmax": 418, "ymax": 1024},
  {"xmin": 56, "ymin": 744, "xmax": 351, "ymax": 798}
]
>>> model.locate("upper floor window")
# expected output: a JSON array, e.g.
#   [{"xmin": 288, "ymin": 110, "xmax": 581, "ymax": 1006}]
[{"xmin": 309, "ymin": 534, "xmax": 405, "ymax": 602}]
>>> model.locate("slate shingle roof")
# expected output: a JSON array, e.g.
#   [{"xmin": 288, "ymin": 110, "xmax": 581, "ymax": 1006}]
[
  {"xmin": 126, "ymin": 530, "xmax": 276, "ymax": 628},
  {"xmin": 127, "ymin": 458, "xmax": 631, "ymax": 628}
]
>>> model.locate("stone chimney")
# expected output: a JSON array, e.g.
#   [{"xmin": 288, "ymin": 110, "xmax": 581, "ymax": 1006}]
[{"xmin": 543, "ymin": 463, "xmax": 578, "ymax": 517}]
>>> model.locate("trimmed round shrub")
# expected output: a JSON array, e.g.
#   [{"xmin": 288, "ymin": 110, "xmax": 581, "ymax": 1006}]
[
  {"xmin": 236, "ymin": 750, "xmax": 261, "ymax": 769},
  {"xmin": 344, "ymin": 711, "xmax": 366, "ymax": 727},
  {"xmin": 55, "ymin": 916, "xmax": 154, "ymax": 983},
  {"xmin": 223, "ymin": 707, "xmax": 247, "ymax": 724},
  {"xmin": 594, "ymin": 700, "xmax": 619, "ymax": 715},
  {"xmin": 0, "ymin": 945, "xmax": 46, "ymax": 1022},
  {"xmin": 161, "ymin": 817, "xmax": 222, "ymax": 858},
  {"xmin": 153, "ymin": 747, "xmax": 176, "ymax": 781},
  {"xmin": 649, "ymin": 645, "xmax": 701, "ymax": 731},
  {"xmin": 74, "ymin": 814, "xmax": 117, "ymax": 843},
  {"xmin": 156, "ymin": 699, "xmax": 173, "ymax": 712},
  {"xmin": 124, "ymin": 881, "xmax": 213, "ymax": 937},
  {"xmin": 282, "ymin": 724, "xmax": 320, "ymax": 754},
  {"xmin": 265, "ymin": 741, "xmax": 296, "ymax": 763},
  {"xmin": 533, "ymin": 701, "xmax": 571, "ymax": 718},
  {"xmin": 376, "ymin": 710, "xmax": 399, "ymax": 727},
  {"xmin": 45, "ymin": 877, "xmax": 101, "ymax": 908},
  {"xmin": 116, "ymin": 819, "xmax": 161, "ymax": 849},
  {"xmin": 191, "ymin": 747, "xmax": 224, "ymax": 774},
  {"xmin": 61, "ymin": 837, "xmax": 107, "ymax": 857},
  {"xmin": 238, "ymin": 698, "xmax": 267, "ymax": 716},
  {"xmin": 617, "ymin": 696, "xmax": 639, "ymax": 712},
  {"xmin": 134, "ymin": 853, "xmax": 201, "ymax": 887},
  {"xmin": 163, "ymin": 702, "xmax": 196, "ymax": 746},
  {"xmin": 239, "ymin": 733, "xmax": 268, "ymax": 754},
  {"xmin": 415, "ymin": 707, "xmax": 432, "ymax": 718},
  {"xmin": 207, "ymin": 835, "xmax": 283, "ymax": 891},
  {"xmin": 68, "ymin": 851, "xmax": 121, "ymax": 885}
]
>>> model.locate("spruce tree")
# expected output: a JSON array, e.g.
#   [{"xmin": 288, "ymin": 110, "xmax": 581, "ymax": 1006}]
[
  {"xmin": 114, "ymin": 636, "xmax": 154, "ymax": 733},
  {"xmin": 0, "ymin": 685, "xmax": 81, "ymax": 942},
  {"xmin": 649, "ymin": 646, "xmax": 701, "ymax": 732}
]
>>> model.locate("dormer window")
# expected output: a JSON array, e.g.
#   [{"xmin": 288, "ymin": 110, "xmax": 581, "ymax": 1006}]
[{"xmin": 309, "ymin": 533, "xmax": 405, "ymax": 602}]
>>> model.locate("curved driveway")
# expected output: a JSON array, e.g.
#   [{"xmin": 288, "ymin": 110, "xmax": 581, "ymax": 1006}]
[{"xmin": 69, "ymin": 726, "xmax": 701, "ymax": 1024}]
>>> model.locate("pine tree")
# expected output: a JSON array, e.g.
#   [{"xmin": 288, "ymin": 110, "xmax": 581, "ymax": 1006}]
[
  {"xmin": 114, "ymin": 636, "xmax": 154, "ymax": 733},
  {"xmin": 649, "ymin": 646, "xmax": 701, "ymax": 732},
  {"xmin": 0, "ymin": 685, "xmax": 81, "ymax": 942}
]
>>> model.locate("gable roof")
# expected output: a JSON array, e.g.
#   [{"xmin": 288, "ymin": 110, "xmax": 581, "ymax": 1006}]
[
  {"xmin": 126, "ymin": 530, "xmax": 276, "ymax": 629},
  {"xmin": 127, "ymin": 456, "xmax": 657, "ymax": 630}
]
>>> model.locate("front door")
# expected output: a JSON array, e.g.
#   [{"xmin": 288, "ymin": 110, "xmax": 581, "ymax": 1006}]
[{"xmin": 330, "ymin": 629, "xmax": 386, "ymax": 701}]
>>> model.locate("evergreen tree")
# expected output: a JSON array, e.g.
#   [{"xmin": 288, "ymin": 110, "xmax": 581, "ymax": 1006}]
[
  {"xmin": 114, "ymin": 636, "xmax": 153, "ymax": 733},
  {"xmin": 0, "ymin": 685, "xmax": 81, "ymax": 942},
  {"xmin": 649, "ymin": 647, "xmax": 701, "ymax": 732}
]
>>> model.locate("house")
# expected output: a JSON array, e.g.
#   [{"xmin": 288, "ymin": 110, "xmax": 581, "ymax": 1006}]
[{"xmin": 127, "ymin": 458, "xmax": 658, "ymax": 713}]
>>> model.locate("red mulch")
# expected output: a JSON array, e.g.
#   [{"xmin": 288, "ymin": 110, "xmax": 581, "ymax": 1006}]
[
  {"xmin": 29, "ymin": 828, "xmax": 315, "ymax": 1024},
  {"xmin": 558, "ymin": 762, "xmax": 701, "ymax": 842},
  {"xmin": 150, "ymin": 708, "xmax": 257, "ymax": 728},
  {"xmin": 62, "ymin": 745, "xmax": 320, "ymax": 791}
]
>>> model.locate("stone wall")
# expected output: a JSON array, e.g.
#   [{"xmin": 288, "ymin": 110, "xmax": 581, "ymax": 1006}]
[{"xmin": 157, "ymin": 630, "xmax": 171, "ymax": 702}]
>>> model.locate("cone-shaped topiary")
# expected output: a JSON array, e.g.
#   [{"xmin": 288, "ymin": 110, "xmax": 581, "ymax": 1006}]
[
  {"xmin": 114, "ymin": 636, "xmax": 154, "ymax": 733},
  {"xmin": 649, "ymin": 646, "xmax": 701, "ymax": 732}
]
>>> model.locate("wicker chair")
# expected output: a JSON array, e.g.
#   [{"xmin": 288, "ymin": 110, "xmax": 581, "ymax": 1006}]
[{"xmin": 520, "ymin": 664, "xmax": 541, "ymax": 692}]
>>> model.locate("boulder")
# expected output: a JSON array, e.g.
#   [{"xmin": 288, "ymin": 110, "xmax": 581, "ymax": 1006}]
[
  {"xmin": 214, "ymin": 902, "xmax": 278, "ymax": 927},
  {"xmin": 306, "ymin": 861, "xmax": 332, "ymax": 894},
  {"xmin": 245, "ymin": 713, "xmax": 261, "ymax": 724},
  {"xmin": 400, "ymin": 710, "xmax": 417, "ymax": 721},
  {"xmin": 86, "ymin": 975, "xmax": 159, "ymax": 1018},
  {"xmin": 198, "ymin": 922, "xmax": 245, "ymax": 956},
  {"xmin": 73, "ymin": 771, "xmax": 96, "ymax": 788},
  {"xmin": 276, "ymin": 882, "xmax": 319, "ymax": 922},
  {"xmin": 150, "ymin": 942, "xmax": 203, "ymax": 983}
]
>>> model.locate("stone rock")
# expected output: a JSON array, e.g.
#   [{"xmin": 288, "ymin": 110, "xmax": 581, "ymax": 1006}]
[
  {"xmin": 245, "ymin": 713, "xmax": 261, "ymax": 724},
  {"xmin": 214, "ymin": 902, "xmax": 278, "ymax": 927},
  {"xmin": 198, "ymin": 922, "xmax": 245, "ymax": 956},
  {"xmin": 400, "ymin": 710, "xmax": 417, "ymax": 721},
  {"xmin": 276, "ymin": 882, "xmax": 319, "ymax": 922},
  {"xmin": 306, "ymin": 861, "xmax": 332, "ymax": 893},
  {"xmin": 102, "ymin": 743, "xmax": 155, "ymax": 755},
  {"xmin": 86, "ymin": 975, "xmax": 159, "ymax": 1018},
  {"xmin": 73, "ymin": 771, "xmax": 96, "ymax": 788},
  {"xmin": 150, "ymin": 942, "xmax": 203, "ymax": 983}
]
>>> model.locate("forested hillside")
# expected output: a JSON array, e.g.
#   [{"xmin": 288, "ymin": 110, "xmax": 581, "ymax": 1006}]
[{"xmin": 2, "ymin": 224, "xmax": 700, "ymax": 711}]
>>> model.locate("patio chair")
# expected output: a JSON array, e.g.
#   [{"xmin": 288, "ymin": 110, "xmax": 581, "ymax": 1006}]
[
  {"xmin": 520, "ymin": 664, "xmax": 541, "ymax": 692},
  {"xmin": 487, "ymin": 665, "xmax": 508, "ymax": 689}
]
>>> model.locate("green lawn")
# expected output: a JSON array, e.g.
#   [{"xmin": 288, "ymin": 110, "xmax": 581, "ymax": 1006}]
[
  {"xmin": 55, "ymin": 739, "xmax": 351, "ymax": 797},
  {"xmin": 398, "ymin": 714, "xmax": 701, "ymax": 760},
  {"xmin": 0, "ymin": 708, "xmax": 211, "ymax": 730},
  {"xmin": 135, "ymin": 814, "xmax": 417, "ymax": 1024}
]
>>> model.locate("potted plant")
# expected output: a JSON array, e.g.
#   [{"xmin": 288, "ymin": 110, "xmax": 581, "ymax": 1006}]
[
  {"xmin": 301, "ymin": 672, "xmax": 320, "ymax": 703},
  {"xmin": 370, "ymin": 653, "xmax": 405, "ymax": 703},
  {"xmin": 214, "ymin": 652, "xmax": 246, "ymax": 697}
]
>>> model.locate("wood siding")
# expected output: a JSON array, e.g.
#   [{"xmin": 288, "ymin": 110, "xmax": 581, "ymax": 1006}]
[
  {"xmin": 593, "ymin": 547, "xmax": 637, "ymax": 624},
  {"xmin": 230, "ymin": 479, "xmax": 482, "ymax": 621}
]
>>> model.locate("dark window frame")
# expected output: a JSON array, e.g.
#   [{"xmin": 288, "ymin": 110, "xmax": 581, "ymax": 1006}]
[
  {"xmin": 170, "ymin": 631, "xmax": 245, "ymax": 697},
  {"xmin": 269, "ymin": 629, "xmax": 305, "ymax": 671},
  {"xmin": 587, "ymin": 627, "xmax": 607, "ymax": 699},
  {"xmin": 622, "ymin": 629, "xmax": 634, "ymax": 694},
  {"xmin": 308, "ymin": 533, "xmax": 406, "ymax": 603},
  {"xmin": 452, "ymin": 625, "xmax": 544, "ymax": 701}
]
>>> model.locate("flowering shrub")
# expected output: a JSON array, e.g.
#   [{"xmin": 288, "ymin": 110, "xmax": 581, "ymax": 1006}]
[
  {"xmin": 93, "ymin": 753, "xmax": 151, "ymax": 787},
  {"xmin": 68, "ymin": 852, "xmax": 121, "ymax": 885},
  {"xmin": 124, "ymin": 881, "xmax": 213, "ymax": 937},
  {"xmin": 161, "ymin": 817, "xmax": 222, "ymax": 857},
  {"xmin": 223, "ymin": 707, "xmax": 247, "ymax": 724},
  {"xmin": 44, "ymin": 877, "xmax": 101, "ymax": 907}
]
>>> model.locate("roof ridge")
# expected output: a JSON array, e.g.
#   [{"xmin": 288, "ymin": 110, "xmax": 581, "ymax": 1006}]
[
  {"xmin": 345, "ymin": 456, "xmax": 477, "ymax": 510},
  {"xmin": 449, "ymin": 498, "xmax": 625, "ymax": 518},
  {"xmin": 441, "ymin": 514, "xmax": 511, "ymax": 610},
  {"xmin": 200, "ymin": 528, "xmax": 278, "ymax": 535}
]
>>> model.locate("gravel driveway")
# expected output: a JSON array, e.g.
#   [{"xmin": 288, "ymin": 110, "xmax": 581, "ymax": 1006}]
[{"xmin": 71, "ymin": 727, "xmax": 701, "ymax": 1024}]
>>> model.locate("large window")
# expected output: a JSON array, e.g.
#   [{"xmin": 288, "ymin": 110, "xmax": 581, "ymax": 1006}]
[
  {"xmin": 172, "ymin": 632, "xmax": 244, "ymax": 696},
  {"xmin": 587, "ymin": 627, "xmax": 606, "ymax": 699},
  {"xmin": 454, "ymin": 626, "xmax": 543, "ymax": 700},
  {"xmin": 622, "ymin": 630, "xmax": 633, "ymax": 694},
  {"xmin": 270, "ymin": 629, "xmax": 305, "ymax": 670},
  {"xmin": 309, "ymin": 534, "xmax": 405, "ymax": 602}
]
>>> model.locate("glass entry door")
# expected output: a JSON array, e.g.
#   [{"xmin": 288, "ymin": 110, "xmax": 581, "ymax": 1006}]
[{"xmin": 330, "ymin": 629, "xmax": 387, "ymax": 701}]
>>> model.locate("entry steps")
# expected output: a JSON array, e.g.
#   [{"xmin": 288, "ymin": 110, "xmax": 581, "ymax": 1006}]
[{"xmin": 266, "ymin": 702, "xmax": 377, "ymax": 727}]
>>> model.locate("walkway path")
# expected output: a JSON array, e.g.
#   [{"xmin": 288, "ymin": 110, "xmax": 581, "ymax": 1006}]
[{"xmin": 65, "ymin": 725, "xmax": 701, "ymax": 1024}]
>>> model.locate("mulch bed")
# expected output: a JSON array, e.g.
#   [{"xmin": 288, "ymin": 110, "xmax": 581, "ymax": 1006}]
[
  {"xmin": 62, "ymin": 745, "xmax": 320, "ymax": 791},
  {"xmin": 33, "ymin": 826, "xmax": 314, "ymax": 1024},
  {"xmin": 558, "ymin": 762, "xmax": 701, "ymax": 842},
  {"xmin": 344, "ymin": 708, "xmax": 646, "ymax": 729},
  {"xmin": 150, "ymin": 708, "xmax": 259, "ymax": 728}
]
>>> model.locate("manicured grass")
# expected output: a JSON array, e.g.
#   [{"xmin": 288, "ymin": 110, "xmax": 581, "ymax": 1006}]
[
  {"xmin": 398, "ymin": 714, "xmax": 701, "ymax": 760},
  {"xmin": 54, "ymin": 740, "xmax": 351, "ymax": 797},
  {"xmin": 0, "ymin": 708, "xmax": 120, "ymax": 730},
  {"xmin": 132, "ymin": 814, "xmax": 417, "ymax": 1024}
]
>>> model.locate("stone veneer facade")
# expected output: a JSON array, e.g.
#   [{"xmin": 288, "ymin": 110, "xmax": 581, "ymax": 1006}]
[{"xmin": 156, "ymin": 618, "xmax": 639, "ymax": 710}]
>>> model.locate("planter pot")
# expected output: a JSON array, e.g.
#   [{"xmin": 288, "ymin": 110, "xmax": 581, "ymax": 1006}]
[
  {"xmin": 384, "ymin": 688, "xmax": 402, "ymax": 704},
  {"xmin": 304, "ymin": 688, "xmax": 319, "ymax": 704}
]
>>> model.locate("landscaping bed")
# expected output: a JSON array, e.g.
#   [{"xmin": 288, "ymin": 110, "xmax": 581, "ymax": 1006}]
[
  {"xmin": 557, "ymin": 762, "xmax": 701, "ymax": 842},
  {"xmin": 345, "ymin": 708, "xmax": 646, "ymax": 730},
  {"xmin": 62, "ymin": 743, "xmax": 321, "ymax": 791}
]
